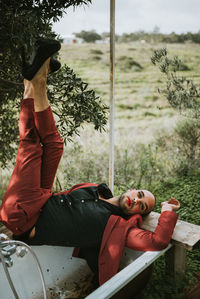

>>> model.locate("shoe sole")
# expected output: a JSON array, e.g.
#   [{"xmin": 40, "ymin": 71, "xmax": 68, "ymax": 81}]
[{"xmin": 22, "ymin": 39, "xmax": 61, "ymax": 80}]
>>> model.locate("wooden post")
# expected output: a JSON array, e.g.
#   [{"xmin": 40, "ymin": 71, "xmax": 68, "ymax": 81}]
[
  {"xmin": 109, "ymin": 0, "xmax": 115, "ymax": 193},
  {"xmin": 165, "ymin": 243, "xmax": 187, "ymax": 278}
]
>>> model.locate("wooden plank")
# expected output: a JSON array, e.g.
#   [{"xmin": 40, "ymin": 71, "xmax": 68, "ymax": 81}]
[
  {"xmin": 173, "ymin": 244, "xmax": 187, "ymax": 276},
  {"xmin": 141, "ymin": 212, "xmax": 200, "ymax": 250},
  {"xmin": 165, "ymin": 244, "xmax": 187, "ymax": 278}
]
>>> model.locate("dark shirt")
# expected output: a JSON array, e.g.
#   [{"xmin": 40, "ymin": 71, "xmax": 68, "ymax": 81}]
[{"xmin": 27, "ymin": 185, "xmax": 124, "ymax": 248}]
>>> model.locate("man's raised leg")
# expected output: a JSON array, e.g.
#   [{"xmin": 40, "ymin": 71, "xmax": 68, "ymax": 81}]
[
  {"xmin": 24, "ymin": 58, "xmax": 64, "ymax": 190},
  {"xmin": 0, "ymin": 59, "xmax": 64, "ymax": 235}
]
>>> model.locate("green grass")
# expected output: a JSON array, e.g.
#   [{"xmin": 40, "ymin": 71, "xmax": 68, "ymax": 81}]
[
  {"xmin": 56, "ymin": 42, "xmax": 200, "ymax": 175},
  {"xmin": 60, "ymin": 42, "xmax": 200, "ymax": 140},
  {"xmin": 152, "ymin": 172, "xmax": 200, "ymax": 225},
  {"xmin": 135, "ymin": 172, "xmax": 200, "ymax": 299}
]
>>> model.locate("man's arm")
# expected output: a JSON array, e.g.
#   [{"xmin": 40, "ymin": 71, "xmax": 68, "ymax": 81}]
[{"xmin": 126, "ymin": 201, "xmax": 180, "ymax": 251}]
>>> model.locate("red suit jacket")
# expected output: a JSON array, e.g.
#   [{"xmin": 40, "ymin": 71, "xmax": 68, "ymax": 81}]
[
  {"xmin": 69, "ymin": 184, "xmax": 178, "ymax": 285},
  {"xmin": 98, "ymin": 211, "xmax": 178, "ymax": 285}
]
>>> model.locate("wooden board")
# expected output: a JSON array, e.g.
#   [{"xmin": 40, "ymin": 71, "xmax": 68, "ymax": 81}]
[{"xmin": 142, "ymin": 212, "xmax": 200, "ymax": 250}]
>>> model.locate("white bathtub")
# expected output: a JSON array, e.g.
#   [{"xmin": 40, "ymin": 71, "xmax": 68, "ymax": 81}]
[{"xmin": 0, "ymin": 244, "xmax": 171, "ymax": 298}]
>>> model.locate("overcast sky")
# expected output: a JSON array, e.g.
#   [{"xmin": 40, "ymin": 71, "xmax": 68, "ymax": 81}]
[{"xmin": 53, "ymin": 0, "xmax": 200, "ymax": 37}]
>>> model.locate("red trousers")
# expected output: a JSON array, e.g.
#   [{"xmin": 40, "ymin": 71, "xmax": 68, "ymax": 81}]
[{"xmin": 0, "ymin": 98, "xmax": 64, "ymax": 235}]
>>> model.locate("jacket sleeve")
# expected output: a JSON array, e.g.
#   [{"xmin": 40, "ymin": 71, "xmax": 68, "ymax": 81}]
[{"xmin": 126, "ymin": 211, "xmax": 178, "ymax": 251}]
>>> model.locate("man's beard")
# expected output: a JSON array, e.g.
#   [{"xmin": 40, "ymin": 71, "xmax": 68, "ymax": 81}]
[{"xmin": 118, "ymin": 193, "xmax": 129, "ymax": 214}]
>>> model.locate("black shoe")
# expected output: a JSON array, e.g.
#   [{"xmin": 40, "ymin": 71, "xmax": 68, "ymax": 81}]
[
  {"xmin": 49, "ymin": 58, "xmax": 61, "ymax": 74},
  {"xmin": 22, "ymin": 39, "xmax": 61, "ymax": 80}
]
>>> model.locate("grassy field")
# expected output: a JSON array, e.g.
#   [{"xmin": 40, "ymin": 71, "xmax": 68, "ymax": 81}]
[{"xmin": 59, "ymin": 42, "xmax": 200, "ymax": 146}]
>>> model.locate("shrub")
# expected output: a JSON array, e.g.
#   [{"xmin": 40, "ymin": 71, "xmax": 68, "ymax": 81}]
[
  {"xmin": 74, "ymin": 30, "xmax": 102, "ymax": 43},
  {"xmin": 175, "ymin": 118, "xmax": 200, "ymax": 161},
  {"xmin": 177, "ymin": 62, "xmax": 190, "ymax": 71},
  {"xmin": 56, "ymin": 142, "xmax": 109, "ymax": 191},
  {"xmin": 0, "ymin": 0, "xmax": 94, "ymax": 168},
  {"xmin": 155, "ymin": 118, "xmax": 200, "ymax": 175},
  {"xmin": 114, "ymin": 144, "xmax": 164, "ymax": 190},
  {"xmin": 117, "ymin": 56, "xmax": 143, "ymax": 71},
  {"xmin": 92, "ymin": 55, "xmax": 101, "ymax": 61},
  {"xmin": 151, "ymin": 48, "xmax": 199, "ymax": 119},
  {"xmin": 90, "ymin": 49, "xmax": 103, "ymax": 55}
]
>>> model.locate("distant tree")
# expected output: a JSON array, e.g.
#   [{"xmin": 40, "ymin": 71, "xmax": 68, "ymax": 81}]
[
  {"xmin": 152, "ymin": 48, "xmax": 200, "ymax": 168},
  {"xmin": 115, "ymin": 30, "xmax": 200, "ymax": 44},
  {"xmin": 0, "ymin": 0, "xmax": 108, "ymax": 168},
  {"xmin": 74, "ymin": 30, "xmax": 102, "ymax": 43},
  {"xmin": 151, "ymin": 48, "xmax": 200, "ymax": 118},
  {"xmin": 192, "ymin": 32, "xmax": 200, "ymax": 43}
]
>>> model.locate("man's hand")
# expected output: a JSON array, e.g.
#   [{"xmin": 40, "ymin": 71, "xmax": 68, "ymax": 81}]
[{"xmin": 161, "ymin": 197, "xmax": 180, "ymax": 212}]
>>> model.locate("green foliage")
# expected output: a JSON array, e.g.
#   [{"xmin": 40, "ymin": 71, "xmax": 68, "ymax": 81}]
[
  {"xmin": 117, "ymin": 103, "xmax": 142, "ymax": 110},
  {"xmin": 115, "ymin": 30, "xmax": 200, "ymax": 44},
  {"xmin": 155, "ymin": 118, "xmax": 200, "ymax": 175},
  {"xmin": 136, "ymin": 144, "xmax": 162, "ymax": 188},
  {"xmin": 91, "ymin": 55, "xmax": 101, "ymax": 61},
  {"xmin": 0, "ymin": 65, "xmax": 108, "ymax": 168},
  {"xmin": 151, "ymin": 172, "xmax": 200, "ymax": 224},
  {"xmin": 0, "ymin": 0, "xmax": 110, "ymax": 168},
  {"xmin": 151, "ymin": 48, "xmax": 200, "ymax": 119},
  {"xmin": 151, "ymin": 48, "xmax": 200, "ymax": 178},
  {"xmin": 175, "ymin": 119, "xmax": 200, "ymax": 162},
  {"xmin": 117, "ymin": 56, "xmax": 143, "ymax": 71},
  {"xmin": 112, "ymin": 144, "xmax": 164, "ymax": 191},
  {"xmin": 90, "ymin": 49, "xmax": 103, "ymax": 55},
  {"xmin": 74, "ymin": 30, "xmax": 102, "ymax": 43},
  {"xmin": 0, "ymin": 100, "xmax": 19, "ymax": 167},
  {"xmin": 47, "ymin": 65, "xmax": 108, "ymax": 140},
  {"xmin": 59, "ymin": 143, "xmax": 109, "ymax": 190},
  {"xmin": 135, "ymin": 256, "xmax": 187, "ymax": 299},
  {"xmin": 55, "ymin": 142, "xmax": 164, "ymax": 195},
  {"xmin": 0, "ymin": 0, "xmax": 92, "ymax": 85},
  {"xmin": 136, "ymin": 172, "xmax": 200, "ymax": 299},
  {"xmin": 143, "ymin": 111, "xmax": 157, "ymax": 117},
  {"xmin": 0, "ymin": 169, "xmax": 11, "ymax": 204}
]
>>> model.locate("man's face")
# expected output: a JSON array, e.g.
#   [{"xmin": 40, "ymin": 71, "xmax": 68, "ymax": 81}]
[{"xmin": 118, "ymin": 189, "xmax": 155, "ymax": 215}]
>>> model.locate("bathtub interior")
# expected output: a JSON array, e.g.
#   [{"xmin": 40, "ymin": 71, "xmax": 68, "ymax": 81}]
[{"xmin": 0, "ymin": 245, "xmax": 147, "ymax": 299}]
